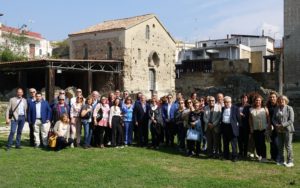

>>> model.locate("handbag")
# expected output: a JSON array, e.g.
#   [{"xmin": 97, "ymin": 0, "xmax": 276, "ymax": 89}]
[
  {"xmin": 186, "ymin": 128, "xmax": 200, "ymax": 141},
  {"xmin": 96, "ymin": 107, "xmax": 103, "ymax": 122},
  {"xmin": 48, "ymin": 128, "xmax": 57, "ymax": 148}
]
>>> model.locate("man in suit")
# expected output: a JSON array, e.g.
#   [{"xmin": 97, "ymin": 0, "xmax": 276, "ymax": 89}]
[
  {"xmin": 162, "ymin": 94, "xmax": 178, "ymax": 147},
  {"xmin": 220, "ymin": 96, "xmax": 240, "ymax": 161},
  {"xmin": 5, "ymin": 88, "xmax": 28, "ymax": 150},
  {"xmin": 28, "ymin": 92, "xmax": 52, "ymax": 148},
  {"xmin": 27, "ymin": 88, "xmax": 36, "ymax": 146},
  {"xmin": 203, "ymin": 96, "xmax": 222, "ymax": 158},
  {"xmin": 133, "ymin": 95, "xmax": 150, "ymax": 147}
]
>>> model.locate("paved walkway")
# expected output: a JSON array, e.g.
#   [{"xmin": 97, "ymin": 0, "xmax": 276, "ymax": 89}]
[{"xmin": 0, "ymin": 122, "xmax": 30, "ymax": 134}]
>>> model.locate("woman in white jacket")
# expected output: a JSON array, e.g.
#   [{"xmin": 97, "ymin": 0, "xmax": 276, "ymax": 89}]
[{"xmin": 54, "ymin": 113, "xmax": 74, "ymax": 151}]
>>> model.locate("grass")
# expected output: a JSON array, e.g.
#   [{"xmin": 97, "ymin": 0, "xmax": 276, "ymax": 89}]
[{"xmin": 0, "ymin": 132, "xmax": 299, "ymax": 188}]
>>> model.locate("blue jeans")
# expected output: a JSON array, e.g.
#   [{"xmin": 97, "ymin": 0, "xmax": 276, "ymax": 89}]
[
  {"xmin": 124, "ymin": 121, "xmax": 133, "ymax": 145},
  {"xmin": 82, "ymin": 121, "xmax": 93, "ymax": 146},
  {"xmin": 7, "ymin": 115, "xmax": 25, "ymax": 147}
]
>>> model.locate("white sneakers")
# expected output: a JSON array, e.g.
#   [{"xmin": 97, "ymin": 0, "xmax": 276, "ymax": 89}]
[
  {"xmin": 285, "ymin": 162, "xmax": 294, "ymax": 168},
  {"xmin": 276, "ymin": 162, "xmax": 294, "ymax": 167},
  {"xmin": 70, "ymin": 143, "xmax": 74, "ymax": 148}
]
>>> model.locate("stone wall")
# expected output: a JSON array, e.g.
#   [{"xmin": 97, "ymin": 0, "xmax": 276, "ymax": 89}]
[
  {"xmin": 284, "ymin": 0, "xmax": 300, "ymax": 86},
  {"xmin": 69, "ymin": 31, "xmax": 125, "ymax": 60},
  {"xmin": 0, "ymin": 102, "xmax": 8, "ymax": 117},
  {"xmin": 251, "ymin": 51, "xmax": 263, "ymax": 73},
  {"xmin": 176, "ymin": 59, "xmax": 276, "ymax": 102},
  {"xmin": 123, "ymin": 17, "xmax": 176, "ymax": 97}
]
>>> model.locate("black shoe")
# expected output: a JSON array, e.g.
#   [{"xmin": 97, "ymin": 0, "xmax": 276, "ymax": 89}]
[
  {"xmin": 232, "ymin": 157, "xmax": 238, "ymax": 162},
  {"xmin": 5, "ymin": 146, "xmax": 10, "ymax": 151},
  {"xmin": 16, "ymin": 146, "xmax": 22, "ymax": 149}
]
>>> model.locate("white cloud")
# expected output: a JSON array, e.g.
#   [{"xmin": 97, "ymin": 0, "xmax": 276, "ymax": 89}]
[{"xmin": 193, "ymin": 8, "xmax": 283, "ymax": 41}]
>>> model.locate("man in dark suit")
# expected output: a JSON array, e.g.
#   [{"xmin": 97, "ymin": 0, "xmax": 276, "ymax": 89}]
[
  {"xmin": 27, "ymin": 88, "xmax": 37, "ymax": 146},
  {"xmin": 28, "ymin": 92, "xmax": 52, "ymax": 148},
  {"xmin": 162, "ymin": 94, "xmax": 178, "ymax": 147},
  {"xmin": 133, "ymin": 95, "xmax": 150, "ymax": 147},
  {"xmin": 220, "ymin": 96, "xmax": 240, "ymax": 162}
]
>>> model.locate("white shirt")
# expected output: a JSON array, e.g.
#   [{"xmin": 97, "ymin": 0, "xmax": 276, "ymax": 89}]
[
  {"xmin": 18, "ymin": 98, "xmax": 25, "ymax": 116},
  {"xmin": 36, "ymin": 101, "xmax": 41, "ymax": 119},
  {"xmin": 222, "ymin": 107, "xmax": 231, "ymax": 123},
  {"xmin": 167, "ymin": 103, "xmax": 172, "ymax": 119}
]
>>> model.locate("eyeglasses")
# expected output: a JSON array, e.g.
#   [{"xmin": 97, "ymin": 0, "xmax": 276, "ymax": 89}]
[
  {"xmin": 30, "ymin": 91, "xmax": 36, "ymax": 93},
  {"xmin": 59, "ymin": 92, "xmax": 65, "ymax": 94}
]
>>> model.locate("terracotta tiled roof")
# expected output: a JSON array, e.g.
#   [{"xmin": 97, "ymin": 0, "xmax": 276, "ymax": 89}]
[
  {"xmin": 70, "ymin": 14, "xmax": 155, "ymax": 35},
  {"xmin": 0, "ymin": 25, "xmax": 43, "ymax": 39}
]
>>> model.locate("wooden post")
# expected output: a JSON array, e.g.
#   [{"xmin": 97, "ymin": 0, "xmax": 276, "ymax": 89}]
[
  {"xmin": 279, "ymin": 54, "xmax": 283, "ymax": 95},
  {"xmin": 46, "ymin": 67, "xmax": 55, "ymax": 101},
  {"xmin": 17, "ymin": 71, "xmax": 27, "ymax": 89},
  {"xmin": 264, "ymin": 58, "xmax": 268, "ymax": 73},
  {"xmin": 87, "ymin": 70, "xmax": 92, "ymax": 94}
]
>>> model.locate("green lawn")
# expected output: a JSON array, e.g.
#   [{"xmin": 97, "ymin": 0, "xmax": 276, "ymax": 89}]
[{"xmin": 0, "ymin": 133, "xmax": 299, "ymax": 188}]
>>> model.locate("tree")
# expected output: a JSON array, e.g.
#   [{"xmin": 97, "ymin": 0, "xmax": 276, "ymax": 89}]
[{"xmin": 51, "ymin": 39, "xmax": 69, "ymax": 59}]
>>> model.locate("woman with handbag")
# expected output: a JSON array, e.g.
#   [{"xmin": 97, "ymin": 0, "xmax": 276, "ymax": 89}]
[
  {"xmin": 272, "ymin": 95, "xmax": 295, "ymax": 167},
  {"xmin": 53, "ymin": 113, "xmax": 74, "ymax": 151},
  {"xmin": 186, "ymin": 101, "xmax": 203, "ymax": 157},
  {"xmin": 249, "ymin": 95, "xmax": 271, "ymax": 162},
  {"xmin": 81, "ymin": 95, "xmax": 94, "ymax": 149},
  {"xmin": 93, "ymin": 96, "xmax": 110, "ymax": 148},
  {"xmin": 149, "ymin": 99, "xmax": 163, "ymax": 149},
  {"xmin": 109, "ymin": 98, "xmax": 124, "ymax": 148}
]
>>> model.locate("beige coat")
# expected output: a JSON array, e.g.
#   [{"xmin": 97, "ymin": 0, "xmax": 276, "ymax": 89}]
[{"xmin": 6, "ymin": 97, "xmax": 27, "ymax": 120}]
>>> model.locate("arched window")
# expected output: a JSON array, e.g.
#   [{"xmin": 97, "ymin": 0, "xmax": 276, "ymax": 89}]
[
  {"xmin": 107, "ymin": 42, "xmax": 113, "ymax": 59},
  {"xmin": 149, "ymin": 69, "xmax": 156, "ymax": 91},
  {"xmin": 146, "ymin": 25, "xmax": 150, "ymax": 40},
  {"xmin": 83, "ymin": 44, "xmax": 88, "ymax": 59}
]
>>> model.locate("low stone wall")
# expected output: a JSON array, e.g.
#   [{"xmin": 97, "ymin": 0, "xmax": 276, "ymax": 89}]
[{"xmin": 0, "ymin": 102, "xmax": 8, "ymax": 117}]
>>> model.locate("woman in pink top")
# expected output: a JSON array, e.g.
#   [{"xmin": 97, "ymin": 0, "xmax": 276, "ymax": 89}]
[{"xmin": 93, "ymin": 96, "xmax": 110, "ymax": 148}]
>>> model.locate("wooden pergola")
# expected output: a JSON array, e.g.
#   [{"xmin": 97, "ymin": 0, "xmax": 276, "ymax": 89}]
[{"xmin": 0, "ymin": 59, "xmax": 123, "ymax": 100}]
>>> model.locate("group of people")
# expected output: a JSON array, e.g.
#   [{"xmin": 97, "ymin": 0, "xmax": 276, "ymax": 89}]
[{"xmin": 4, "ymin": 88, "xmax": 295, "ymax": 167}]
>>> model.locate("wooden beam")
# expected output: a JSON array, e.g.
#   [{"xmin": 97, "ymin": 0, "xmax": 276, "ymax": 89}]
[
  {"xmin": 87, "ymin": 70, "xmax": 92, "ymax": 95},
  {"xmin": 45, "ymin": 67, "xmax": 55, "ymax": 101}
]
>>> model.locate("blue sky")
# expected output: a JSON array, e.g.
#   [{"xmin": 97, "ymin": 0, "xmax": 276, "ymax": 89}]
[{"xmin": 0, "ymin": 0, "xmax": 283, "ymax": 42}]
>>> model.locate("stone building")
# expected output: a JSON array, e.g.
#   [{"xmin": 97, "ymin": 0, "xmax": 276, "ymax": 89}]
[{"xmin": 68, "ymin": 14, "xmax": 176, "ymax": 97}]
